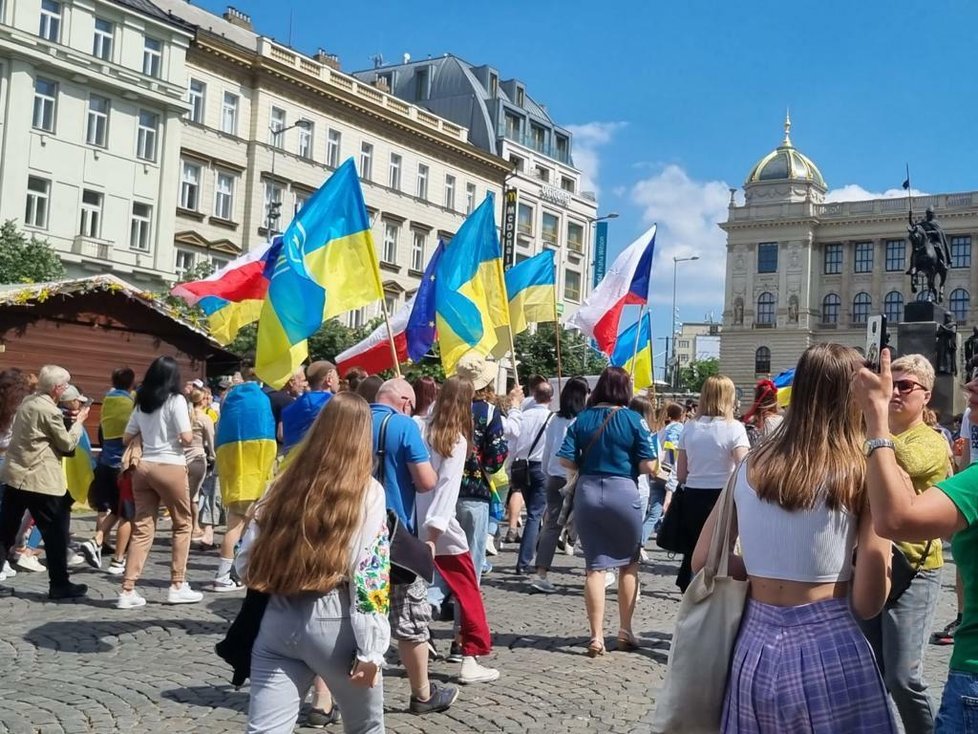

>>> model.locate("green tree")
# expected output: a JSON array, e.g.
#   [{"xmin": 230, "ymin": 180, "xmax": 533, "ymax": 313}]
[
  {"xmin": 514, "ymin": 323, "xmax": 608, "ymax": 384},
  {"xmin": 678, "ymin": 357, "xmax": 720, "ymax": 393},
  {"xmin": 0, "ymin": 219, "xmax": 66, "ymax": 284},
  {"xmin": 157, "ymin": 261, "xmax": 214, "ymax": 330}
]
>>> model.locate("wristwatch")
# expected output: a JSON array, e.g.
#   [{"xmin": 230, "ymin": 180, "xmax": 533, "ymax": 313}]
[{"xmin": 863, "ymin": 437, "xmax": 895, "ymax": 456}]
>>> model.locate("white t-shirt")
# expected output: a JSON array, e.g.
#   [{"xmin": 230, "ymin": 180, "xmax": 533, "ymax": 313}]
[
  {"xmin": 417, "ymin": 431, "xmax": 469, "ymax": 556},
  {"xmin": 677, "ymin": 416, "xmax": 750, "ymax": 489},
  {"xmin": 125, "ymin": 394, "xmax": 192, "ymax": 465}
]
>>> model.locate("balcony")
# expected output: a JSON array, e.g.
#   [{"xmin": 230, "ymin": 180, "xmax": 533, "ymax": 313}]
[{"xmin": 72, "ymin": 235, "xmax": 112, "ymax": 261}]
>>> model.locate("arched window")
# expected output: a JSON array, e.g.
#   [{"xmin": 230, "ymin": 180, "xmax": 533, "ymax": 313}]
[
  {"xmin": 917, "ymin": 288, "xmax": 934, "ymax": 302},
  {"xmin": 756, "ymin": 292, "xmax": 775, "ymax": 326},
  {"xmin": 951, "ymin": 288, "xmax": 971, "ymax": 323},
  {"xmin": 884, "ymin": 291, "xmax": 904, "ymax": 325},
  {"xmin": 754, "ymin": 346, "xmax": 771, "ymax": 374},
  {"xmin": 852, "ymin": 292, "xmax": 871, "ymax": 324},
  {"xmin": 822, "ymin": 293, "xmax": 841, "ymax": 324}
]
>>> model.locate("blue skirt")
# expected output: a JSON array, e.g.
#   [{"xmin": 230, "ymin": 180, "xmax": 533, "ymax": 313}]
[
  {"xmin": 573, "ymin": 474, "xmax": 642, "ymax": 571},
  {"xmin": 722, "ymin": 597, "xmax": 896, "ymax": 733}
]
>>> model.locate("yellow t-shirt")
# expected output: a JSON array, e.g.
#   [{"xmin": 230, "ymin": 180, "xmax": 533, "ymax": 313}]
[{"xmin": 894, "ymin": 421, "xmax": 950, "ymax": 570}]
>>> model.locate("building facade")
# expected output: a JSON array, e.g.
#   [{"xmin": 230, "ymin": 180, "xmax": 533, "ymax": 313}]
[
  {"xmin": 0, "ymin": 0, "xmax": 192, "ymax": 286},
  {"xmin": 351, "ymin": 55, "xmax": 599, "ymax": 315},
  {"xmin": 674, "ymin": 321, "xmax": 721, "ymax": 370},
  {"xmin": 154, "ymin": 2, "xmax": 511, "ymax": 326},
  {"xmin": 720, "ymin": 116, "xmax": 978, "ymax": 393}
]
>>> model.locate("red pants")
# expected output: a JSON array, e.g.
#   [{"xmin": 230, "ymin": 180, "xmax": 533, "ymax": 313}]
[{"xmin": 434, "ymin": 552, "xmax": 492, "ymax": 656}]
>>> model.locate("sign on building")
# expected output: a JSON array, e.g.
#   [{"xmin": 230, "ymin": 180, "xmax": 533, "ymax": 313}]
[
  {"xmin": 502, "ymin": 187, "xmax": 517, "ymax": 268},
  {"xmin": 593, "ymin": 220, "xmax": 609, "ymax": 287}
]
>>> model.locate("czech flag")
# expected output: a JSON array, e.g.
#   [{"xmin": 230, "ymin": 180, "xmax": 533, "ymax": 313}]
[
  {"xmin": 335, "ymin": 242, "xmax": 445, "ymax": 376},
  {"xmin": 504, "ymin": 249, "xmax": 557, "ymax": 336},
  {"xmin": 609, "ymin": 312, "xmax": 654, "ymax": 390},
  {"xmin": 773, "ymin": 368, "xmax": 794, "ymax": 407},
  {"xmin": 170, "ymin": 240, "xmax": 278, "ymax": 345},
  {"xmin": 566, "ymin": 225, "xmax": 656, "ymax": 356},
  {"xmin": 215, "ymin": 382, "xmax": 277, "ymax": 506}
]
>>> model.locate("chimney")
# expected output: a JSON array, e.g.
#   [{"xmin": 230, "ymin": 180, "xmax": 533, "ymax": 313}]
[
  {"xmin": 223, "ymin": 6, "xmax": 252, "ymax": 30},
  {"xmin": 314, "ymin": 48, "xmax": 341, "ymax": 70}
]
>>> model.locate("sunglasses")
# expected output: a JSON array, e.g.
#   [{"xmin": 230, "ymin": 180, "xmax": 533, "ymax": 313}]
[{"xmin": 893, "ymin": 379, "xmax": 926, "ymax": 396}]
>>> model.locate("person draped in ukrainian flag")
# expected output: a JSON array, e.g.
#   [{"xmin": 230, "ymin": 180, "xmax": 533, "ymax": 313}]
[{"xmin": 210, "ymin": 375, "xmax": 276, "ymax": 591}]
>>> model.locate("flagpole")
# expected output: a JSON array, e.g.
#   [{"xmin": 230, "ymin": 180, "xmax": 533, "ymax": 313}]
[
  {"xmin": 632, "ymin": 305, "xmax": 645, "ymax": 385},
  {"xmin": 553, "ymin": 284, "xmax": 564, "ymax": 394},
  {"xmin": 379, "ymin": 301, "xmax": 402, "ymax": 378},
  {"xmin": 647, "ymin": 317, "xmax": 657, "ymax": 407},
  {"xmin": 507, "ymin": 323, "xmax": 520, "ymax": 386}
]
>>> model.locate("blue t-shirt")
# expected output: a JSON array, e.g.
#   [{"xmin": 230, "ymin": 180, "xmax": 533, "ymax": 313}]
[
  {"xmin": 281, "ymin": 391, "xmax": 333, "ymax": 450},
  {"xmin": 558, "ymin": 406, "xmax": 656, "ymax": 480},
  {"xmin": 371, "ymin": 404, "xmax": 430, "ymax": 531}
]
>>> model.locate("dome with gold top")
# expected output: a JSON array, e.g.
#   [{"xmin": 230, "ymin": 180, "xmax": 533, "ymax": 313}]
[{"xmin": 745, "ymin": 114, "xmax": 826, "ymax": 190}]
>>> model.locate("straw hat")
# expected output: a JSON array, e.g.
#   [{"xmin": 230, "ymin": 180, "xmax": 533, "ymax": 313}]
[{"xmin": 455, "ymin": 351, "xmax": 498, "ymax": 391}]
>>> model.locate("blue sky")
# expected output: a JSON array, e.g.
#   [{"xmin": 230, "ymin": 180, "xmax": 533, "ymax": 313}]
[{"xmin": 196, "ymin": 0, "xmax": 978, "ymax": 370}]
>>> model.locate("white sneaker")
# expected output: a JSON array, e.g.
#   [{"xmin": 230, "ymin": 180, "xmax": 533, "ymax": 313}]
[
  {"xmin": 1, "ymin": 561, "xmax": 15, "ymax": 578},
  {"xmin": 485, "ymin": 536, "xmax": 498, "ymax": 556},
  {"xmin": 605, "ymin": 570, "xmax": 616, "ymax": 589},
  {"xmin": 107, "ymin": 558, "xmax": 126, "ymax": 576},
  {"xmin": 459, "ymin": 656, "xmax": 500, "ymax": 684},
  {"xmin": 529, "ymin": 575, "xmax": 556, "ymax": 594},
  {"xmin": 116, "ymin": 590, "xmax": 147, "ymax": 609},
  {"xmin": 166, "ymin": 582, "xmax": 203, "ymax": 604},
  {"xmin": 15, "ymin": 555, "xmax": 45, "ymax": 573},
  {"xmin": 210, "ymin": 575, "xmax": 243, "ymax": 592},
  {"xmin": 68, "ymin": 552, "xmax": 86, "ymax": 567},
  {"xmin": 639, "ymin": 549, "xmax": 650, "ymax": 563}
]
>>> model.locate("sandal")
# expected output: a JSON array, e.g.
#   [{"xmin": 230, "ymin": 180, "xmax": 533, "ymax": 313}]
[
  {"xmin": 616, "ymin": 630, "xmax": 639, "ymax": 652},
  {"xmin": 586, "ymin": 638, "xmax": 605, "ymax": 657}
]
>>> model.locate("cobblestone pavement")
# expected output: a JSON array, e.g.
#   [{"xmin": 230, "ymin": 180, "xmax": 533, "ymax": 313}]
[{"xmin": 0, "ymin": 515, "xmax": 959, "ymax": 733}]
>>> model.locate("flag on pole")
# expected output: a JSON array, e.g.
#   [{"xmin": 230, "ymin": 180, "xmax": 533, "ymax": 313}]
[
  {"xmin": 773, "ymin": 367, "xmax": 794, "ymax": 407},
  {"xmin": 435, "ymin": 195, "xmax": 510, "ymax": 374},
  {"xmin": 609, "ymin": 312, "xmax": 654, "ymax": 390},
  {"xmin": 504, "ymin": 249, "xmax": 557, "ymax": 335},
  {"xmin": 335, "ymin": 242, "xmax": 445, "ymax": 376},
  {"xmin": 215, "ymin": 382, "xmax": 277, "ymax": 506},
  {"xmin": 170, "ymin": 241, "xmax": 277, "ymax": 344},
  {"xmin": 566, "ymin": 224, "xmax": 656, "ymax": 355}
]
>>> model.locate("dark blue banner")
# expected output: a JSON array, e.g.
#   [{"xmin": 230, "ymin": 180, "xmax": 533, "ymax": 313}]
[{"xmin": 593, "ymin": 220, "xmax": 609, "ymax": 287}]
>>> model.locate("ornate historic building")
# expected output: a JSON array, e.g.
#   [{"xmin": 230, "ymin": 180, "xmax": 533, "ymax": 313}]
[{"xmin": 720, "ymin": 116, "xmax": 978, "ymax": 394}]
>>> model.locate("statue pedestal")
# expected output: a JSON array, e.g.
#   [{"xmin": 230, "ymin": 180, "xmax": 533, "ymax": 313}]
[
  {"xmin": 897, "ymin": 311, "xmax": 963, "ymax": 423},
  {"xmin": 904, "ymin": 301, "xmax": 947, "ymax": 324}
]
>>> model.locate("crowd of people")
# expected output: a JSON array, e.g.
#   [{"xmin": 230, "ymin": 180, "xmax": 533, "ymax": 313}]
[{"xmin": 2, "ymin": 344, "xmax": 978, "ymax": 732}]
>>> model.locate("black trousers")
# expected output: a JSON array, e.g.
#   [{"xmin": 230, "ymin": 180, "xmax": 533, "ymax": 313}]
[
  {"xmin": 676, "ymin": 487, "xmax": 722, "ymax": 593},
  {"xmin": 0, "ymin": 485, "xmax": 70, "ymax": 587}
]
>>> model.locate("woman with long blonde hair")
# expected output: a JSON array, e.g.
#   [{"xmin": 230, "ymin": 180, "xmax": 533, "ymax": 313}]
[
  {"xmin": 238, "ymin": 392, "xmax": 391, "ymax": 734},
  {"xmin": 418, "ymin": 376, "xmax": 499, "ymax": 685},
  {"xmin": 691, "ymin": 344, "xmax": 894, "ymax": 732}
]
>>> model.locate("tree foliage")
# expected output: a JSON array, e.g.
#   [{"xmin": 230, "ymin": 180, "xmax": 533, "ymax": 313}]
[
  {"xmin": 0, "ymin": 220, "xmax": 66, "ymax": 284},
  {"xmin": 514, "ymin": 323, "xmax": 608, "ymax": 383},
  {"xmin": 678, "ymin": 357, "xmax": 720, "ymax": 393},
  {"xmin": 157, "ymin": 261, "xmax": 215, "ymax": 329}
]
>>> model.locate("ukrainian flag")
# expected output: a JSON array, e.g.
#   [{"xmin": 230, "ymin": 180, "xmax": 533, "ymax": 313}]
[
  {"xmin": 504, "ymin": 249, "xmax": 557, "ymax": 336},
  {"xmin": 65, "ymin": 431, "xmax": 95, "ymax": 506},
  {"xmin": 215, "ymin": 382, "xmax": 277, "ymax": 506},
  {"xmin": 610, "ymin": 312, "xmax": 654, "ymax": 390},
  {"xmin": 256, "ymin": 159, "xmax": 383, "ymax": 388},
  {"xmin": 100, "ymin": 388, "xmax": 133, "ymax": 440},
  {"xmin": 435, "ymin": 194, "xmax": 511, "ymax": 373},
  {"xmin": 773, "ymin": 368, "xmax": 794, "ymax": 407}
]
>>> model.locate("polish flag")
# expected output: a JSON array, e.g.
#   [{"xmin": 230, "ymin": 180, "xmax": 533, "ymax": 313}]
[{"xmin": 566, "ymin": 224, "xmax": 656, "ymax": 355}]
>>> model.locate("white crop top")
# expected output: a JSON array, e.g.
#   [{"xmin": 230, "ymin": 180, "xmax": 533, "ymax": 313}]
[{"xmin": 734, "ymin": 462, "xmax": 858, "ymax": 583}]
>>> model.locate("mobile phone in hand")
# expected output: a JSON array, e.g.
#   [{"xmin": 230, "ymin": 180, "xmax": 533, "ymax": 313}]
[{"xmin": 865, "ymin": 315, "xmax": 886, "ymax": 373}]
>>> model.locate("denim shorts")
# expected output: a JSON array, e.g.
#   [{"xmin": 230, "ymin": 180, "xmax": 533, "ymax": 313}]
[{"xmin": 937, "ymin": 670, "xmax": 978, "ymax": 733}]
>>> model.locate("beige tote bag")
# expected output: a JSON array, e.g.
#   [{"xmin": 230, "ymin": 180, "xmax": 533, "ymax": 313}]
[{"xmin": 651, "ymin": 465, "xmax": 749, "ymax": 734}]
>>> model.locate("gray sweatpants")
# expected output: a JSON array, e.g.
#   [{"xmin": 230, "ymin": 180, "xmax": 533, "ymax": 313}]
[{"xmin": 247, "ymin": 589, "xmax": 385, "ymax": 734}]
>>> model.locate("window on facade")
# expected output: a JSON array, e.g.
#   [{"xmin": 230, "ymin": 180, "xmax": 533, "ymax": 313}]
[
  {"xmin": 382, "ymin": 221, "xmax": 398, "ymax": 264},
  {"xmin": 264, "ymin": 181, "xmax": 283, "ymax": 230},
  {"xmin": 564, "ymin": 270, "xmax": 581, "ymax": 302},
  {"xmin": 541, "ymin": 212, "xmax": 559, "ymax": 245},
  {"xmin": 349, "ymin": 307, "xmax": 366, "ymax": 329},
  {"xmin": 411, "ymin": 231, "xmax": 425, "ymax": 272},
  {"xmin": 175, "ymin": 250, "xmax": 195, "ymax": 278},
  {"xmin": 297, "ymin": 122, "xmax": 313, "ymax": 159},
  {"xmin": 535, "ymin": 165, "xmax": 550, "ymax": 183},
  {"xmin": 85, "ymin": 95, "xmax": 109, "ymax": 147},
  {"xmin": 384, "ymin": 292, "xmax": 398, "ymax": 315},
  {"xmin": 854, "ymin": 242, "xmax": 873, "ymax": 273},
  {"xmin": 269, "ymin": 106, "xmax": 286, "ymax": 145},
  {"xmin": 180, "ymin": 162, "xmax": 200, "ymax": 210},
  {"xmin": 561, "ymin": 176, "xmax": 575, "ymax": 193},
  {"xmin": 129, "ymin": 202, "xmax": 152, "ymax": 251},
  {"xmin": 822, "ymin": 294, "xmax": 841, "ymax": 324},
  {"xmin": 465, "ymin": 183, "xmax": 476, "ymax": 214},
  {"xmin": 754, "ymin": 346, "xmax": 771, "ymax": 374},
  {"xmin": 25, "ymin": 177, "xmax": 50, "ymax": 228},
  {"xmin": 567, "ymin": 222, "xmax": 584, "ymax": 253},
  {"xmin": 518, "ymin": 203, "xmax": 533, "ymax": 235},
  {"xmin": 884, "ymin": 291, "xmax": 904, "ymax": 325},
  {"xmin": 488, "ymin": 72, "xmax": 498, "ymax": 97},
  {"xmin": 530, "ymin": 124, "xmax": 545, "ymax": 152},
  {"xmin": 79, "ymin": 189, "xmax": 102, "ymax": 238},
  {"xmin": 359, "ymin": 142, "xmax": 373, "ymax": 181},
  {"xmin": 885, "ymin": 239, "xmax": 905, "ymax": 272},
  {"xmin": 388, "ymin": 153, "xmax": 402, "ymax": 190},
  {"xmin": 951, "ymin": 288, "xmax": 971, "ymax": 322},
  {"xmin": 556, "ymin": 135, "xmax": 569, "ymax": 162},
  {"xmin": 852, "ymin": 292, "xmax": 871, "ymax": 324},
  {"xmin": 187, "ymin": 79, "xmax": 205, "ymax": 124},
  {"xmin": 220, "ymin": 92, "xmax": 238, "ymax": 135},
  {"xmin": 32, "ymin": 77, "xmax": 56, "ymax": 132},
  {"xmin": 505, "ymin": 113, "xmax": 520, "ymax": 139},
  {"xmin": 326, "ymin": 128, "xmax": 341, "ymax": 168},
  {"xmin": 823, "ymin": 243, "xmax": 842, "ymax": 274},
  {"xmin": 415, "ymin": 67, "xmax": 429, "ymax": 100},
  {"xmin": 509, "ymin": 154, "xmax": 524, "ymax": 172},
  {"xmin": 516, "ymin": 87, "xmax": 525, "ymax": 107},
  {"xmin": 952, "ymin": 236, "xmax": 972, "ymax": 268},
  {"xmin": 39, "ymin": 0, "xmax": 60, "ymax": 41},
  {"xmin": 293, "ymin": 192, "xmax": 308, "ymax": 216},
  {"xmin": 416, "ymin": 164, "xmax": 428, "ymax": 200},
  {"xmin": 444, "ymin": 175, "xmax": 456, "ymax": 210},
  {"xmin": 136, "ymin": 110, "xmax": 158, "ymax": 161},
  {"xmin": 756, "ymin": 292, "xmax": 775, "ymax": 325},
  {"xmin": 214, "ymin": 172, "xmax": 234, "ymax": 220},
  {"xmin": 757, "ymin": 243, "xmax": 778, "ymax": 273},
  {"xmin": 93, "ymin": 18, "xmax": 113, "ymax": 60},
  {"xmin": 211, "ymin": 257, "xmax": 229, "ymax": 270},
  {"xmin": 142, "ymin": 37, "xmax": 162, "ymax": 78}
]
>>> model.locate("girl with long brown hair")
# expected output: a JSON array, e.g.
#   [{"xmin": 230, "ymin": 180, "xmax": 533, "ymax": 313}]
[
  {"xmin": 691, "ymin": 343, "xmax": 894, "ymax": 732},
  {"xmin": 238, "ymin": 392, "xmax": 391, "ymax": 734},
  {"xmin": 417, "ymin": 376, "xmax": 499, "ymax": 685}
]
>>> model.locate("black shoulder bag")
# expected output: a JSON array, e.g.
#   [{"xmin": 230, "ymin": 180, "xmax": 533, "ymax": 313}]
[{"xmin": 511, "ymin": 413, "xmax": 553, "ymax": 489}]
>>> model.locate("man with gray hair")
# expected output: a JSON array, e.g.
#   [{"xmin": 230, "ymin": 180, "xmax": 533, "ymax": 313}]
[{"xmin": 0, "ymin": 365, "xmax": 90, "ymax": 599}]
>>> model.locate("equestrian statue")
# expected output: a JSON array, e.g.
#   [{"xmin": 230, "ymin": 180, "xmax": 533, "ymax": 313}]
[{"xmin": 906, "ymin": 206, "xmax": 950, "ymax": 302}]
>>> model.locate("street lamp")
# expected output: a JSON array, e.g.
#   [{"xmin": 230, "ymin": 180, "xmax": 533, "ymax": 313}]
[
  {"xmin": 671, "ymin": 254, "xmax": 700, "ymax": 388},
  {"xmin": 266, "ymin": 118, "xmax": 312, "ymax": 240}
]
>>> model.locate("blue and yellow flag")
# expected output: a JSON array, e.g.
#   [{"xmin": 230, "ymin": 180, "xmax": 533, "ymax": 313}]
[
  {"xmin": 610, "ymin": 312, "xmax": 654, "ymax": 390},
  {"xmin": 773, "ymin": 368, "xmax": 794, "ymax": 407},
  {"xmin": 504, "ymin": 249, "xmax": 557, "ymax": 336},
  {"xmin": 435, "ymin": 194, "xmax": 511, "ymax": 373},
  {"xmin": 215, "ymin": 382, "xmax": 277, "ymax": 506},
  {"xmin": 100, "ymin": 388, "xmax": 134, "ymax": 440},
  {"xmin": 64, "ymin": 431, "xmax": 95, "ymax": 506},
  {"xmin": 256, "ymin": 159, "xmax": 383, "ymax": 388}
]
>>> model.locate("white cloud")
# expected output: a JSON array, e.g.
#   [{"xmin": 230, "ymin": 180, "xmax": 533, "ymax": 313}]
[
  {"xmin": 565, "ymin": 121, "xmax": 626, "ymax": 197},
  {"xmin": 825, "ymin": 184, "xmax": 928, "ymax": 202},
  {"xmin": 630, "ymin": 164, "xmax": 732, "ymax": 310}
]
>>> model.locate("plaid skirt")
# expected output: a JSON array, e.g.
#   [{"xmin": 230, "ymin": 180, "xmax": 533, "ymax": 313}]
[{"xmin": 722, "ymin": 597, "xmax": 897, "ymax": 733}]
